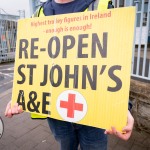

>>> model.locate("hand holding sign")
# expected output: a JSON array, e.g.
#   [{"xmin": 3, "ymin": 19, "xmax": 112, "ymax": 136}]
[
  {"xmin": 5, "ymin": 101, "xmax": 23, "ymax": 118},
  {"xmin": 104, "ymin": 111, "xmax": 134, "ymax": 140}
]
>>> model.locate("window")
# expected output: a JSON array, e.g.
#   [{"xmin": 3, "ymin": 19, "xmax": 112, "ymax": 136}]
[{"xmin": 143, "ymin": 12, "xmax": 147, "ymax": 26}]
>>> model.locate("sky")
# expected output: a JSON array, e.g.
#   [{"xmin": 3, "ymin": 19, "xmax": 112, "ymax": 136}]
[
  {"xmin": 0, "ymin": 0, "xmax": 46, "ymax": 18},
  {"xmin": 0, "ymin": 0, "xmax": 30, "ymax": 17}
]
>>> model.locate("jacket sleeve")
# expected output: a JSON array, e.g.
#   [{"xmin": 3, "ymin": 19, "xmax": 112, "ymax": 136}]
[{"xmin": 128, "ymin": 100, "xmax": 133, "ymax": 111}]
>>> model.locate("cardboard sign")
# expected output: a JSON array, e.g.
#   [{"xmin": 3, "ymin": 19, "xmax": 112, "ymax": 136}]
[{"xmin": 12, "ymin": 7, "xmax": 136, "ymax": 131}]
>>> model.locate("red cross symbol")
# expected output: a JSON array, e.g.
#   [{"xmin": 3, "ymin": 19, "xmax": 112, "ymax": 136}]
[{"xmin": 60, "ymin": 93, "xmax": 83, "ymax": 118}]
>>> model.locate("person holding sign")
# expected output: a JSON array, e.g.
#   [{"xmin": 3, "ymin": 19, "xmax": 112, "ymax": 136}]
[{"xmin": 5, "ymin": 0, "xmax": 134, "ymax": 150}]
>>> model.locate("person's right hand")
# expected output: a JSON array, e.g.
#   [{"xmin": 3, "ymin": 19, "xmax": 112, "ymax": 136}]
[{"xmin": 5, "ymin": 101, "xmax": 23, "ymax": 118}]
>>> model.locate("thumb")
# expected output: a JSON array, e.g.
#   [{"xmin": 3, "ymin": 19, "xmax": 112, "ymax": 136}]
[
  {"xmin": 18, "ymin": 105, "xmax": 24, "ymax": 113},
  {"xmin": 122, "ymin": 125, "xmax": 132, "ymax": 132}
]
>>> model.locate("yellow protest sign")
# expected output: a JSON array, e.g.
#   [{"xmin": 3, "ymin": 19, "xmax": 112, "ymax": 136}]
[{"xmin": 12, "ymin": 7, "xmax": 135, "ymax": 131}]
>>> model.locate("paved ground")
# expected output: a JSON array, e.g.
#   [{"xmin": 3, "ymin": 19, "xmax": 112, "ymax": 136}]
[{"xmin": 0, "ymin": 62, "xmax": 150, "ymax": 150}]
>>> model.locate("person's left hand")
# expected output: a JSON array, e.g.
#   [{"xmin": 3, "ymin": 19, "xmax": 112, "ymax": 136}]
[{"xmin": 104, "ymin": 110, "xmax": 134, "ymax": 141}]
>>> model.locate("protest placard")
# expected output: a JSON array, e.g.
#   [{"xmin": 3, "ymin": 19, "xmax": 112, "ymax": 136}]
[{"xmin": 12, "ymin": 7, "xmax": 135, "ymax": 131}]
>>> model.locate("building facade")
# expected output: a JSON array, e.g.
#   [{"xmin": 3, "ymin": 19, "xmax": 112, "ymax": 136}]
[{"xmin": 0, "ymin": 14, "xmax": 19, "ymax": 63}]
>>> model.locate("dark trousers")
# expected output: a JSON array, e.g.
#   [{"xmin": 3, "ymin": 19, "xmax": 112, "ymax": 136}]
[{"xmin": 47, "ymin": 118, "xmax": 107, "ymax": 150}]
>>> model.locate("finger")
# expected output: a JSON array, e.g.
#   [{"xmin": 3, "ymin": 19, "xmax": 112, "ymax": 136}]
[
  {"xmin": 12, "ymin": 107, "xmax": 18, "ymax": 114},
  {"xmin": 122, "ymin": 126, "xmax": 132, "ymax": 132},
  {"xmin": 13, "ymin": 104, "xmax": 23, "ymax": 114},
  {"xmin": 18, "ymin": 105, "xmax": 23, "ymax": 113},
  {"xmin": 11, "ymin": 103, "xmax": 19, "ymax": 114},
  {"xmin": 122, "ymin": 111, "xmax": 134, "ymax": 133},
  {"xmin": 5, "ymin": 101, "xmax": 11, "ymax": 116},
  {"xmin": 7, "ymin": 109, "xmax": 13, "ymax": 118},
  {"xmin": 14, "ymin": 103, "xmax": 20, "ymax": 113},
  {"xmin": 105, "ymin": 130, "xmax": 113, "ymax": 135},
  {"xmin": 111, "ymin": 126, "xmax": 118, "ymax": 135},
  {"xmin": 116, "ymin": 131, "xmax": 131, "ymax": 141}
]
